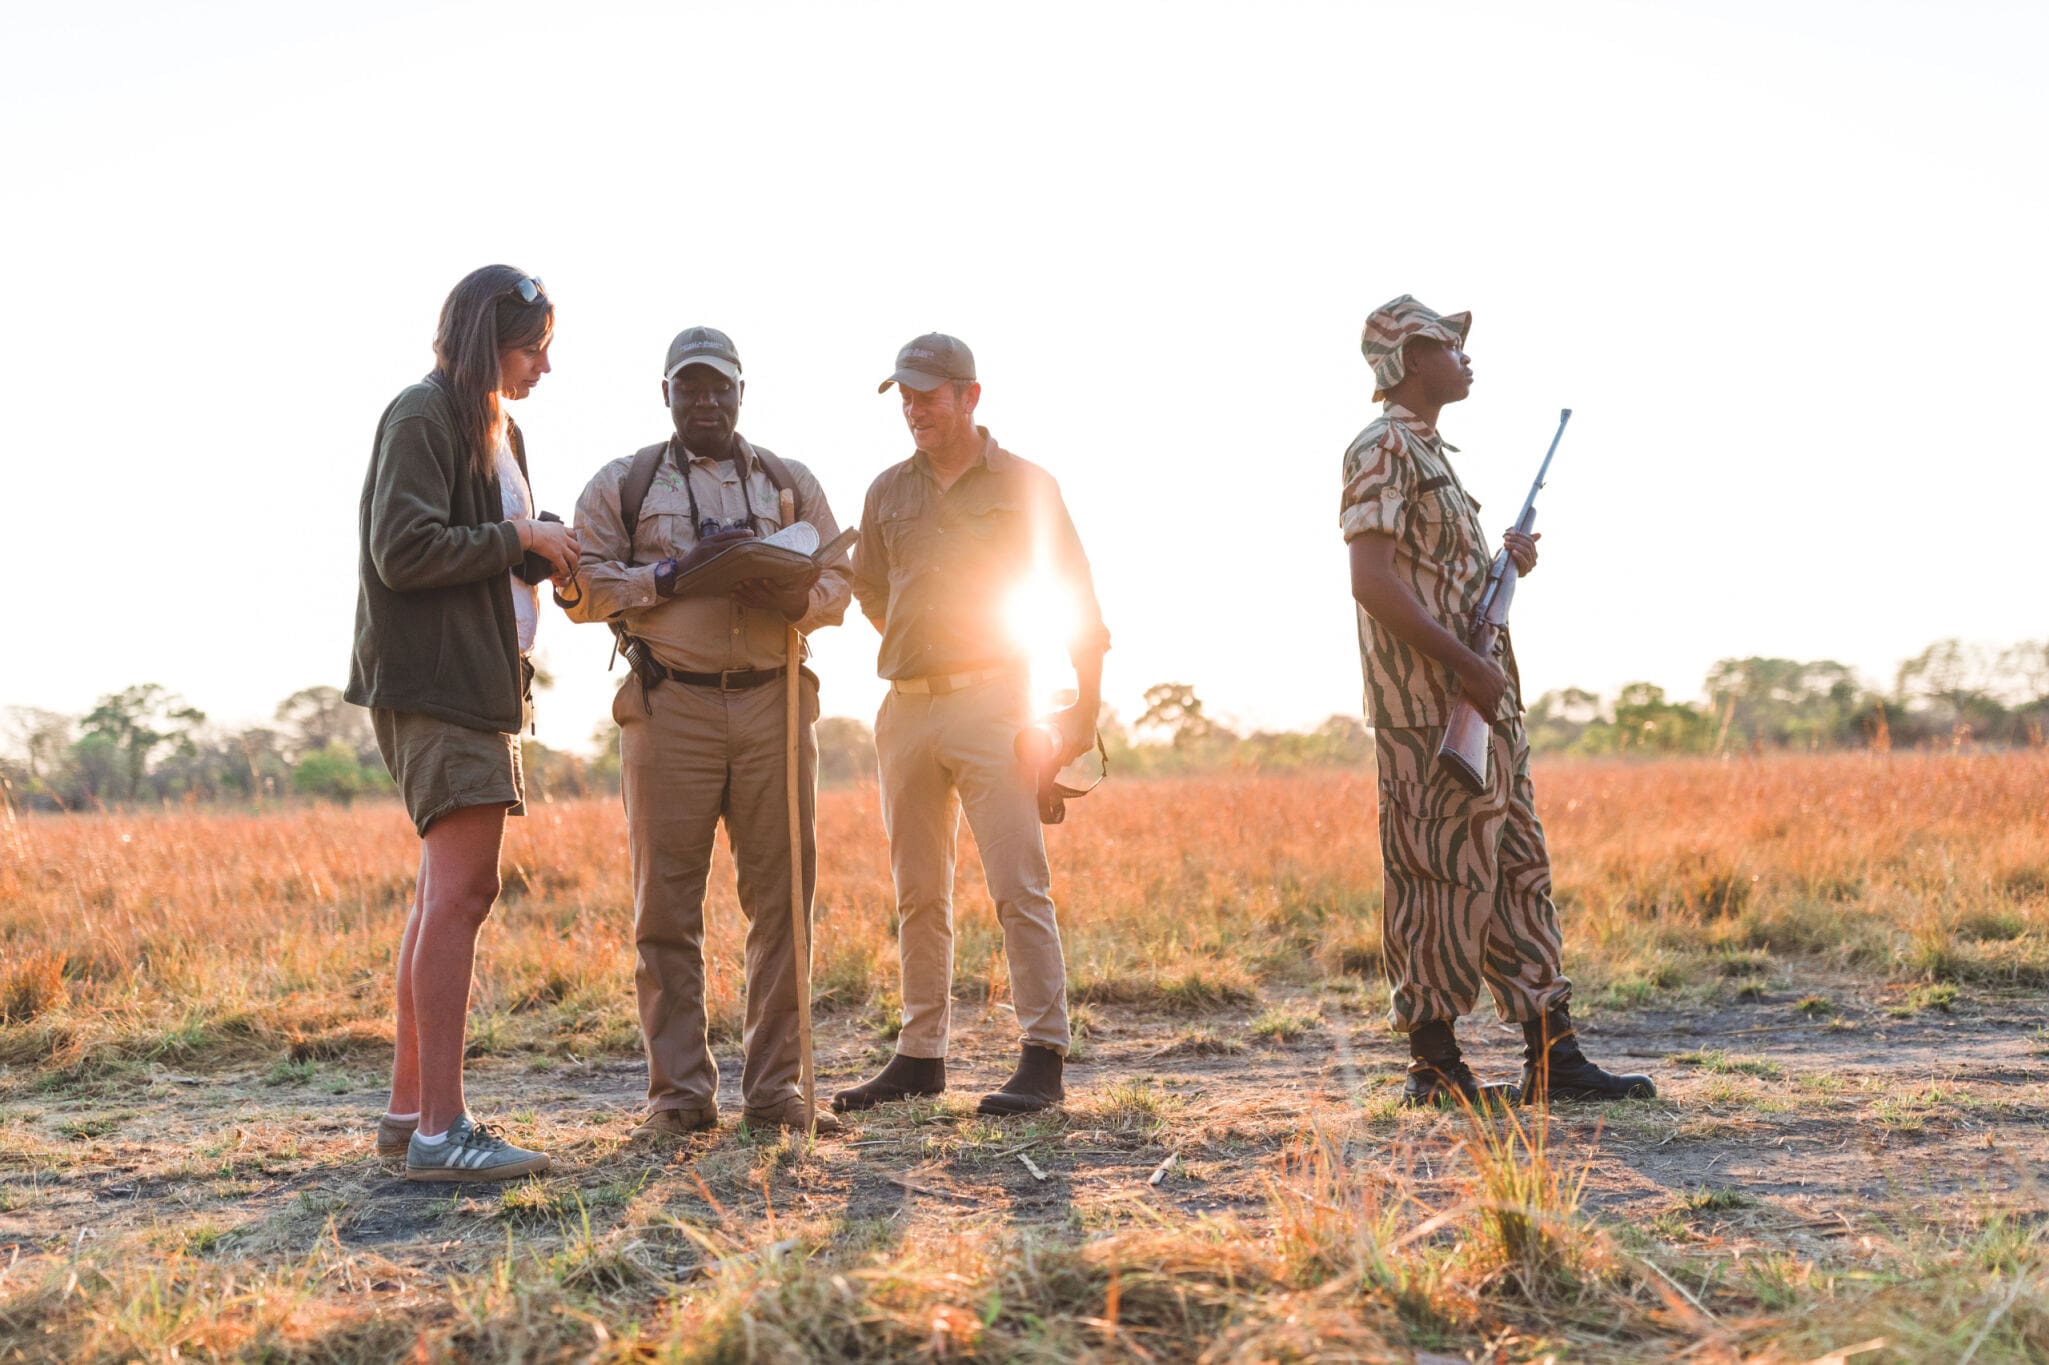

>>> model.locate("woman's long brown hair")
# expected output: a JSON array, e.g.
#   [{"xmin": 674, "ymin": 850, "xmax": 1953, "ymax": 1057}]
[{"xmin": 431, "ymin": 265, "xmax": 554, "ymax": 480}]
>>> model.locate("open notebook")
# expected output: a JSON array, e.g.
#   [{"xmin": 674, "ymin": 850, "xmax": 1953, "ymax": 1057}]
[{"xmin": 665, "ymin": 523, "xmax": 859, "ymax": 598}]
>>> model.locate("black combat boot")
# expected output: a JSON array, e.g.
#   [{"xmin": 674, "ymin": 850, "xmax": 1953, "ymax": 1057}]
[
  {"xmin": 977, "ymin": 1044, "xmax": 1065, "ymax": 1116},
  {"xmin": 1402, "ymin": 1020, "xmax": 1520, "ymax": 1109},
  {"xmin": 1519, "ymin": 1007, "xmax": 1656, "ymax": 1103},
  {"xmin": 831, "ymin": 1053, "xmax": 946, "ymax": 1113}
]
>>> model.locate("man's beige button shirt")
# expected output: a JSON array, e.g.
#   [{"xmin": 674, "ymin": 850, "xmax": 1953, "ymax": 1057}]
[
  {"xmin": 851, "ymin": 428, "xmax": 1109, "ymax": 681},
  {"xmin": 566, "ymin": 437, "xmax": 850, "ymax": 671},
  {"xmin": 1340, "ymin": 403, "xmax": 1519, "ymax": 728}
]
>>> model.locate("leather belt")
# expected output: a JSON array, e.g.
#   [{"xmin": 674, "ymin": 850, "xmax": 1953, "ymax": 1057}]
[
  {"xmin": 890, "ymin": 666, "xmax": 1015, "ymax": 697},
  {"xmin": 664, "ymin": 665, "xmax": 787, "ymax": 691}
]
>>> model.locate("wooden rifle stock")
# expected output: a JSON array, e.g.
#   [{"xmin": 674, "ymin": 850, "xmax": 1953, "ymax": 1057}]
[
  {"xmin": 1436, "ymin": 552, "xmax": 1520, "ymax": 794},
  {"xmin": 1434, "ymin": 408, "xmax": 1570, "ymax": 794}
]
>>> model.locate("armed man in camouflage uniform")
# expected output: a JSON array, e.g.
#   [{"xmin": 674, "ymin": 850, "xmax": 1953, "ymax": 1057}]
[{"xmin": 1341, "ymin": 295, "xmax": 1655, "ymax": 1107}]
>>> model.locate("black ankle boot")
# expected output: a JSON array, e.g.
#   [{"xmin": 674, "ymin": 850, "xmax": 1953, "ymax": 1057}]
[
  {"xmin": 1520, "ymin": 1007, "xmax": 1656, "ymax": 1103},
  {"xmin": 1402, "ymin": 1020, "xmax": 1519, "ymax": 1109},
  {"xmin": 977, "ymin": 1044, "xmax": 1065, "ymax": 1116},
  {"xmin": 831, "ymin": 1053, "xmax": 946, "ymax": 1113}
]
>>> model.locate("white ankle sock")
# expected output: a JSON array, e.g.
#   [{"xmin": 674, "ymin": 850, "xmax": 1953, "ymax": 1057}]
[
  {"xmin": 413, "ymin": 1127, "xmax": 450, "ymax": 1146},
  {"xmin": 383, "ymin": 1111, "xmax": 420, "ymax": 1124}
]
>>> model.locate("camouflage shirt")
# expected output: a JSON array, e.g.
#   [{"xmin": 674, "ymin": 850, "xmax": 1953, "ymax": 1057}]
[{"xmin": 1339, "ymin": 403, "xmax": 1519, "ymax": 728}]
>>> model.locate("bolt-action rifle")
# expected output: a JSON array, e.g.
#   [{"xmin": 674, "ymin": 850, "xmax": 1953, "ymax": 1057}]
[{"xmin": 1436, "ymin": 408, "xmax": 1572, "ymax": 794}]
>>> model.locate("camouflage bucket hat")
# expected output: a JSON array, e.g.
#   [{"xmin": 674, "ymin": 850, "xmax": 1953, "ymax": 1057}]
[{"xmin": 1360, "ymin": 295, "xmax": 1472, "ymax": 401}]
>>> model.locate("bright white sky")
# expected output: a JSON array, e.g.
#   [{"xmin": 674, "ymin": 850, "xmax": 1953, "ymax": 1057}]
[{"xmin": 4, "ymin": 1, "xmax": 2042, "ymax": 752}]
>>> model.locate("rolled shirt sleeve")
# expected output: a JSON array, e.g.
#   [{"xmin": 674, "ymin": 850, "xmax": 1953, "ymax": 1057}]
[
  {"xmin": 1339, "ymin": 427, "xmax": 1409, "ymax": 543},
  {"xmin": 560, "ymin": 458, "xmax": 661, "ymax": 624}
]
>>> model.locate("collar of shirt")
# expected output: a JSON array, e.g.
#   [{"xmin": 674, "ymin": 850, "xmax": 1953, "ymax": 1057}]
[
  {"xmin": 1381, "ymin": 402, "xmax": 1461, "ymax": 454},
  {"xmin": 669, "ymin": 433, "xmax": 761, "ymax": 477},
  {"xmin": 910, "ymin": 426, "xmax": 1012, "ymax": 484}
]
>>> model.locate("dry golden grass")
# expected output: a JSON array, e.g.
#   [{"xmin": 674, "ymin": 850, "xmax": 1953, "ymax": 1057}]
[
  {"xmin": 5, "ymin": 750, "xmax": 2045, "ymax": 1077},
  {"xmin": 5, "ymin": 750, "xmax": 2049, "ymax": 1362}
]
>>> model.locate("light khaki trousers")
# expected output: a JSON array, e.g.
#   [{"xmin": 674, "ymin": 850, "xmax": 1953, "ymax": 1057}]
[
  {"xmin": 616, "ymin": 671, "xmax": 817, "ymax": 1112},
  {"xmin": 876, "ymin": 672, "xmax": 1070, "ymax": 1059}
]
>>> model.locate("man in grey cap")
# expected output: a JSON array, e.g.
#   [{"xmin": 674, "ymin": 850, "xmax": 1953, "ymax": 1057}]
[
  {"xmin": 835, "ymin": 333, "xmax": 1110, "ymax": 1118},
  {"xmin": 563, "ymin": 326, "xmax": 852, "ymax": 1138}
]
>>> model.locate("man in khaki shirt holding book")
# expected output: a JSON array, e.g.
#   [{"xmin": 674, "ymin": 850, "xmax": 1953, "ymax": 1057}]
[
  {"xmin": 565, "ymin": 326, "xmax": 850, "ymax": 1139},
  {"xmin": 837, "ymin": 333, "xmax": 1110, "ymax": 1118}
]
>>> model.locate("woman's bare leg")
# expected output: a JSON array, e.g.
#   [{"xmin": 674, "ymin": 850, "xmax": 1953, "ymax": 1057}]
[
  {"xmin": 410, "ymin": 803, "xmax": 509, "ymax": 1136},
  {"xmin": 384, "ymin": 846, "xmax": 429, "ymax": 1119}
]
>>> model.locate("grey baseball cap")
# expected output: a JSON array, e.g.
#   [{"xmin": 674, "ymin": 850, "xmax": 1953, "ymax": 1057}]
[
  {"xmin": 878, "ymin": 333, "xmax": 976, "ymax": 393},
  {"xmin": 664, "ymin": 326, "xmax": 742, "ymax": 383}
]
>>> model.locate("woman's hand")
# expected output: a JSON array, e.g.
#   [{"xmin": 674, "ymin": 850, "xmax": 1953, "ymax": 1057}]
[{"xmin": 522, "ymin": 518, "xmax": 581, "ymax": 579}]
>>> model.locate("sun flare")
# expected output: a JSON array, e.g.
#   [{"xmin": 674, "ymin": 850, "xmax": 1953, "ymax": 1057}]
[{"xmin": 1005, "ymin": 571, "xmax": 1080, "ymax": 716}]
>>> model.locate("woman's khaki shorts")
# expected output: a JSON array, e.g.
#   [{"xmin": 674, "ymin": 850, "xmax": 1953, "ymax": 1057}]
[{"xmin": 372, "ymin": 709, "xmax": 525, "ymax": 837}]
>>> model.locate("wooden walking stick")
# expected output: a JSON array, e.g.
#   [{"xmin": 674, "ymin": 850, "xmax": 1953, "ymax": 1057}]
[{"xmin": 779, "ymin": 488, "xmax": 817, "ymax": 1135}]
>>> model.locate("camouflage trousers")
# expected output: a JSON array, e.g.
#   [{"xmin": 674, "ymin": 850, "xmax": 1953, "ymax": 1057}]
[{"xmin": 1374, "ymin": 717, "xmax": 1571, "ymax": 1032}]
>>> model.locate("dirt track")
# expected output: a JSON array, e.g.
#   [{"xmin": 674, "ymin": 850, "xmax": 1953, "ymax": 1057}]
[{"xmin": 10, "ymin": 972, "xmax": 2047, "ymax": 1287}]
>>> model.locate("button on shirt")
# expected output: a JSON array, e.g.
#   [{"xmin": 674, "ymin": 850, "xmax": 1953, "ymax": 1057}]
[
  {"xmin": 851, "ymin": 428, "xmax": 1110, "ymax": 681},
  {"xmin": 565, "ymin": 436, "xmax": 851, "ymax": 672},
  {"xmin": 1339, "ymin": 403, "xmax": 1520, "ymax": 728}
]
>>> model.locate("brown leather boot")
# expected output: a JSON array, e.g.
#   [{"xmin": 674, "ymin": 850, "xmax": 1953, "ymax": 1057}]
[
  {"xmin": 977, "ymin": 1044, "xmax": 1065, "ymax": 1116},
  {"xmin": 832, "ymin": 1053, "xmax": 946, "ymax": 1113}
]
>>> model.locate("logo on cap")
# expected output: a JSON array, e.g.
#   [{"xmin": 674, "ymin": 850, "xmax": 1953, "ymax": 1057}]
[{"xmin": 879, "ymin": 332, "xmax": 976, "ymax": 394}]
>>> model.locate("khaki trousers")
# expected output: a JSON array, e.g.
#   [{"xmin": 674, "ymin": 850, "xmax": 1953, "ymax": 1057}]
[
  {"xmin": 616, "ymin": 670, "xmax": 817, "ymax": 1112},
  {"xmin": 1375, "ymin": 715, "xmax": 1571, "ymax": 1032},
  {"xmin": 876, "ymin": 673, "xmax": 1070, "ymax": 1058}
]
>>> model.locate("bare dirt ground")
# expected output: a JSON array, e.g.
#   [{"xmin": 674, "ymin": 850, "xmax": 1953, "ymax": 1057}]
[{"xmin": 8, "ymin": 969, "xmax": 2047, "ymax": 1322}]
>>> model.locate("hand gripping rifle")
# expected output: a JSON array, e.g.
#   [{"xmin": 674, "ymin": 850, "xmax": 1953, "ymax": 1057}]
[{"xmin": 1436, "ymin": 408, "xmax": 1571, "ymax": 794}]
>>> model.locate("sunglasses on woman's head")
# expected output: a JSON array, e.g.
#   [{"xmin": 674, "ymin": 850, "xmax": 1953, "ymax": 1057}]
[{"xmin": 508, "ymin": 277, "xmax": 545, "ymax": 304}]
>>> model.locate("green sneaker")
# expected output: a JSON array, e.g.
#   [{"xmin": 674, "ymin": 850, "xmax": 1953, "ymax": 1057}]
[{"xmin": 404, "ymin": 1115, "xmax": 551, "ymax": 1183}]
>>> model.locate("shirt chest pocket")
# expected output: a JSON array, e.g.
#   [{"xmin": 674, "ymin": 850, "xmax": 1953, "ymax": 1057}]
[
  {"xmin": 636, "ymin": 482, "xmax": 698, "ymax": 560},
  {"xmin": 1409, "ymin": 485, "xmax": 1477, "ymax": 558},
  {"xmin": 945, "ymin": 490, "xmax": 1027, "ymax": 550},
  {"xmin": 878, "ymin": 505, "xmax": 924, "ymax": 558}
]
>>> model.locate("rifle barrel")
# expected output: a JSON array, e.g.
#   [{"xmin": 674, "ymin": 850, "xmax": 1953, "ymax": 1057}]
[{"xmin": 1515, "ymin": 408, "xmax": 1572, "ymax": 525}]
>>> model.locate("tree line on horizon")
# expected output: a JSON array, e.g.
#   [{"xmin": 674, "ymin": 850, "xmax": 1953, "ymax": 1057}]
[{"xmin": 2, "ymin": 638, "xmax": 2042, "ymax": 814}]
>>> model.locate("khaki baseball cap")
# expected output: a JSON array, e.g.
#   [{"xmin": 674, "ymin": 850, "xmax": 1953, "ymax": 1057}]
[
  {"xmin": 664, "ymin": 326, "xmax": 742, "ymax": 384},
  {"xmin": 1360, "ymin": 296, "xmax": 1471, "ymax": 401},
  {"xmin": 878, "ymin": 333, "xmax": 976, "ymax": 393}
]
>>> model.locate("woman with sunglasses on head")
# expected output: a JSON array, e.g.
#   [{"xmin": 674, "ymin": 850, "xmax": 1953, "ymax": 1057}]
[{"xmin": 346, "ymin": 265, "xmax": 578, "ymax": 1181}]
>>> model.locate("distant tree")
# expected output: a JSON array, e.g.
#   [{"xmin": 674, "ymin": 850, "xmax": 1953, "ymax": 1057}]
[
  {"xmin": 80, "ymin": 684, "xmax": 206, "ymax": 800},
  {"xmin": 1609, "ymin": 683, "xmax": 1713, "ymax": 754},
  {"xmin": 1705, "ymin": 657, "xmax": 1874, "ymax": 750},
  {"xmin": 1137, "ymin": 682, "xmax": 1235, "ymax": 749},
  {"xmin": 225, "ymin": 726, "xmax": 293, "ymax": 798},
  {"xmin": 275, "ymin": 685, "xmax": 376, "ymax": 763},
  {"xmin": 1896, "ymin": 639, "xmax": 2010, "ymax": 738},
  {"xmin": 1996, "ymin": 641, "xmax": 2049, "ymax": 704},
  {"xmin": 291, "ymin": 741, "xmax": 384, "ymax": 803},
  {"xmin": 4, "ymin": 707, "xmax": 74, "ymax": 780},
  {"xmin": 1526, "ymin": 687, "xmax": 1605, "ymax": 752}
]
